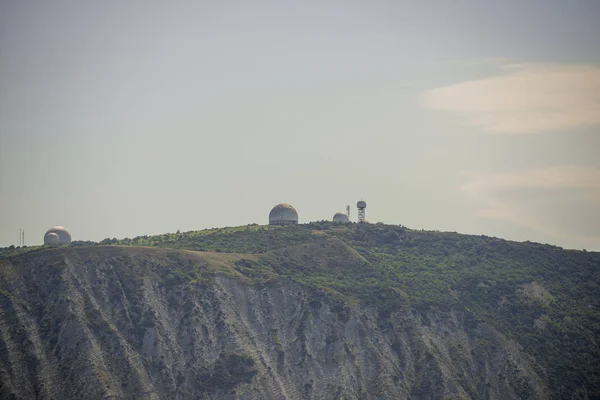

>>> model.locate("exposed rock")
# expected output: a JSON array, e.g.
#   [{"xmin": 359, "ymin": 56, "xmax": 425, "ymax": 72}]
[
  {"xmin": 517, "ymin": 282, "xmax": 555, "ymax": 307},
  {"xmin": 0, "ymin": 247, "xmax": 551, "ymax": 399}
]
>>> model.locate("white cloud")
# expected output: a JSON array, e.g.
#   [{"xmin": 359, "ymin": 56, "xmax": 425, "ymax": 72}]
[
  {"xmin": 460, "ymin": 166, "xmax": 600, "ymax": 249},
  {"xmin": 421, "ymin": 63, "xmax": 600, "ymax": 134}
]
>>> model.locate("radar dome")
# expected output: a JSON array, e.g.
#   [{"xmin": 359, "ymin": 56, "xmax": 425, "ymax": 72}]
[
  {"xmin": 357, "ymin": 200, "xmax": 367, "ymax": 208},
  {"xmin": 44, "ymin": 232, "xmax": 61, "ymax": 246},
  {"xmin": 269, "ymin": 204, "xmax": 298, "ymax": 225},
  {"xmin": 44, "ymin": 226, "xmax": 71, "ymax": 245},
  {"xmin": 332, "ymin": 212, "xmax": 350, "ymax": 223}
]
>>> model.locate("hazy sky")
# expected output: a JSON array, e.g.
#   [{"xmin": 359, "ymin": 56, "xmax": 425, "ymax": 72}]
[{"xmin": 1, "ymin": 0, "xmax": 599, "ymax": 250}]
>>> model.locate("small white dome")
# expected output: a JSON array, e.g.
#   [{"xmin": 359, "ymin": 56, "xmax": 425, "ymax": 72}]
[
  {"xmin": 357, "ymin": 200, "xmax": 367, "ymax": 209},
  {"xmin": 44, "ymin": 226, "xmax": 71, "ymax": 245},
  {"xmin": 269, "ymin": 204, "xmax": 298, "ymax": 225},
  {"xmin": 332, "ymin": 212, "xmax": 350, "ymax": 223},
  {"xmin": 44, "ymin": 232, "xmax": 61, "ymax": 246}
]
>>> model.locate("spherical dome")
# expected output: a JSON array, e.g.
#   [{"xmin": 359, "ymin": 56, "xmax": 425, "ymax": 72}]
[
  {"xmin": 44, "ymin": 226, "xmax": 71, "ymax": 245},
  {"xmin": 357, "ymin": 200, "xmax": 367, "ymax": 209},
  {"xmin": 332, "ymin": 212, "xmax": 350, "ymax": 223},
  {"xmin": 44, "ymin": 232, "xmax": 61, "ymax": 246},
  {"xmin": 269, "ymin": 204, "xmax": 298, "ymax": 225}
]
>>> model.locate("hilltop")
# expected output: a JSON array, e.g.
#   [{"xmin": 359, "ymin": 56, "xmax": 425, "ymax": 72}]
[{"xmin": 0, "ymin": 223, "xmax": 599, "ymax": 399}]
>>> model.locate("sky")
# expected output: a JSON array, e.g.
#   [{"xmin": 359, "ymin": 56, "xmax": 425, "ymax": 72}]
[{"xmin": 1, "ymin": 0, "xmax": 599, "ymax": 250}]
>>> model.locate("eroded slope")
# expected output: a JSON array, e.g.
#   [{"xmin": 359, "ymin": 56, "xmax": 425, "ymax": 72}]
[{"xmin": 0, "ymin": 246, "xmax": 550, "ymax": 399}]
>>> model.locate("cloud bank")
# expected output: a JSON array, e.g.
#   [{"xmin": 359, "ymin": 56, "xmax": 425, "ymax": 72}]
[
  {"xmin": 460, "ymin": 166, "xmax": 600, "ymax": 249},
  {"xmin": 421, "ymin": 63, "xmax": 600, "ymax": 134}
]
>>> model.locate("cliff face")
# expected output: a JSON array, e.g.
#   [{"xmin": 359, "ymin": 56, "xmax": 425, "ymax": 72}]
[{"xmin": 0, "ymin": 246, "xmax": 549, "ymax": 400}]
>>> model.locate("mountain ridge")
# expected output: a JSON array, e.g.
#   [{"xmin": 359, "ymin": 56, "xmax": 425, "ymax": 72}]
[{"xmin": 1, "ymin": 223, "xmax": 598, "ymax": 399}]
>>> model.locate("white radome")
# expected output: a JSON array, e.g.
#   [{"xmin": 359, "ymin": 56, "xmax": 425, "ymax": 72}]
[
  {"xmin": 44, "ymin": 226, "xmax": 72, "ymax": 245},
  {"xmin": 332, "ymin": 212, "xmax": 350, "ymax": 223},
  {"xmin": 44, "ymin": 232, "xmax": 61, "ymax": 246},
  {"xmin": 269, "ymin": 204, "xmax": 298, "ymax": 225},
  {"xmin": 357, "ymin": 200, "xmax": 367, "ymax": 209}
]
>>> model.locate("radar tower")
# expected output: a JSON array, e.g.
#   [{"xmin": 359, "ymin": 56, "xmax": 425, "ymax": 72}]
[{"xmin": 357, "ymin": 200, "xmax": 367, "ymax": 223}]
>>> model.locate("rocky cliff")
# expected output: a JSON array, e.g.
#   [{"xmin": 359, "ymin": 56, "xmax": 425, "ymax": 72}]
[{"xmin": 0, "ymin": 246, "xmax": 551, "ymax": 399}]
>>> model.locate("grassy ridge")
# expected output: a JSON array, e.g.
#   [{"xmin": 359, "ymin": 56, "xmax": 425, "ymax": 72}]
[{"xmin": 98, "ymin": 224, "xmax": 318, "ymax": 253}]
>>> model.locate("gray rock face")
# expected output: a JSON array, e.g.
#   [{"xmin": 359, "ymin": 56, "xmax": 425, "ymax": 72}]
[{"xmin": 0, "ymin": 247, "xmax": 549, "ymax": 399}]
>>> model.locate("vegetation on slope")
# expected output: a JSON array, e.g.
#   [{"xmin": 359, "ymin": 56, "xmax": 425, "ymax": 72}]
[
  {"xmin": 97, "ymin": 224, "xmax": 319, "ymax": 253},
  {"xmin": 327, "ymin": 224, "xmax": 600, "ymax": 398},
  {"xmin": 0, "ymin": 245, "xmax": 45, "ymax": 259}
]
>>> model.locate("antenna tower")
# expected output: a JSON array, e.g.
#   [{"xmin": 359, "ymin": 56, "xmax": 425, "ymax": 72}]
[
  {"xmin": 357, "ymin": 200, "xmax": 367, "ymax": 223},
  {"xmin": 346, "ymin": 205, "xmax": 350, "ymax": 218}
]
